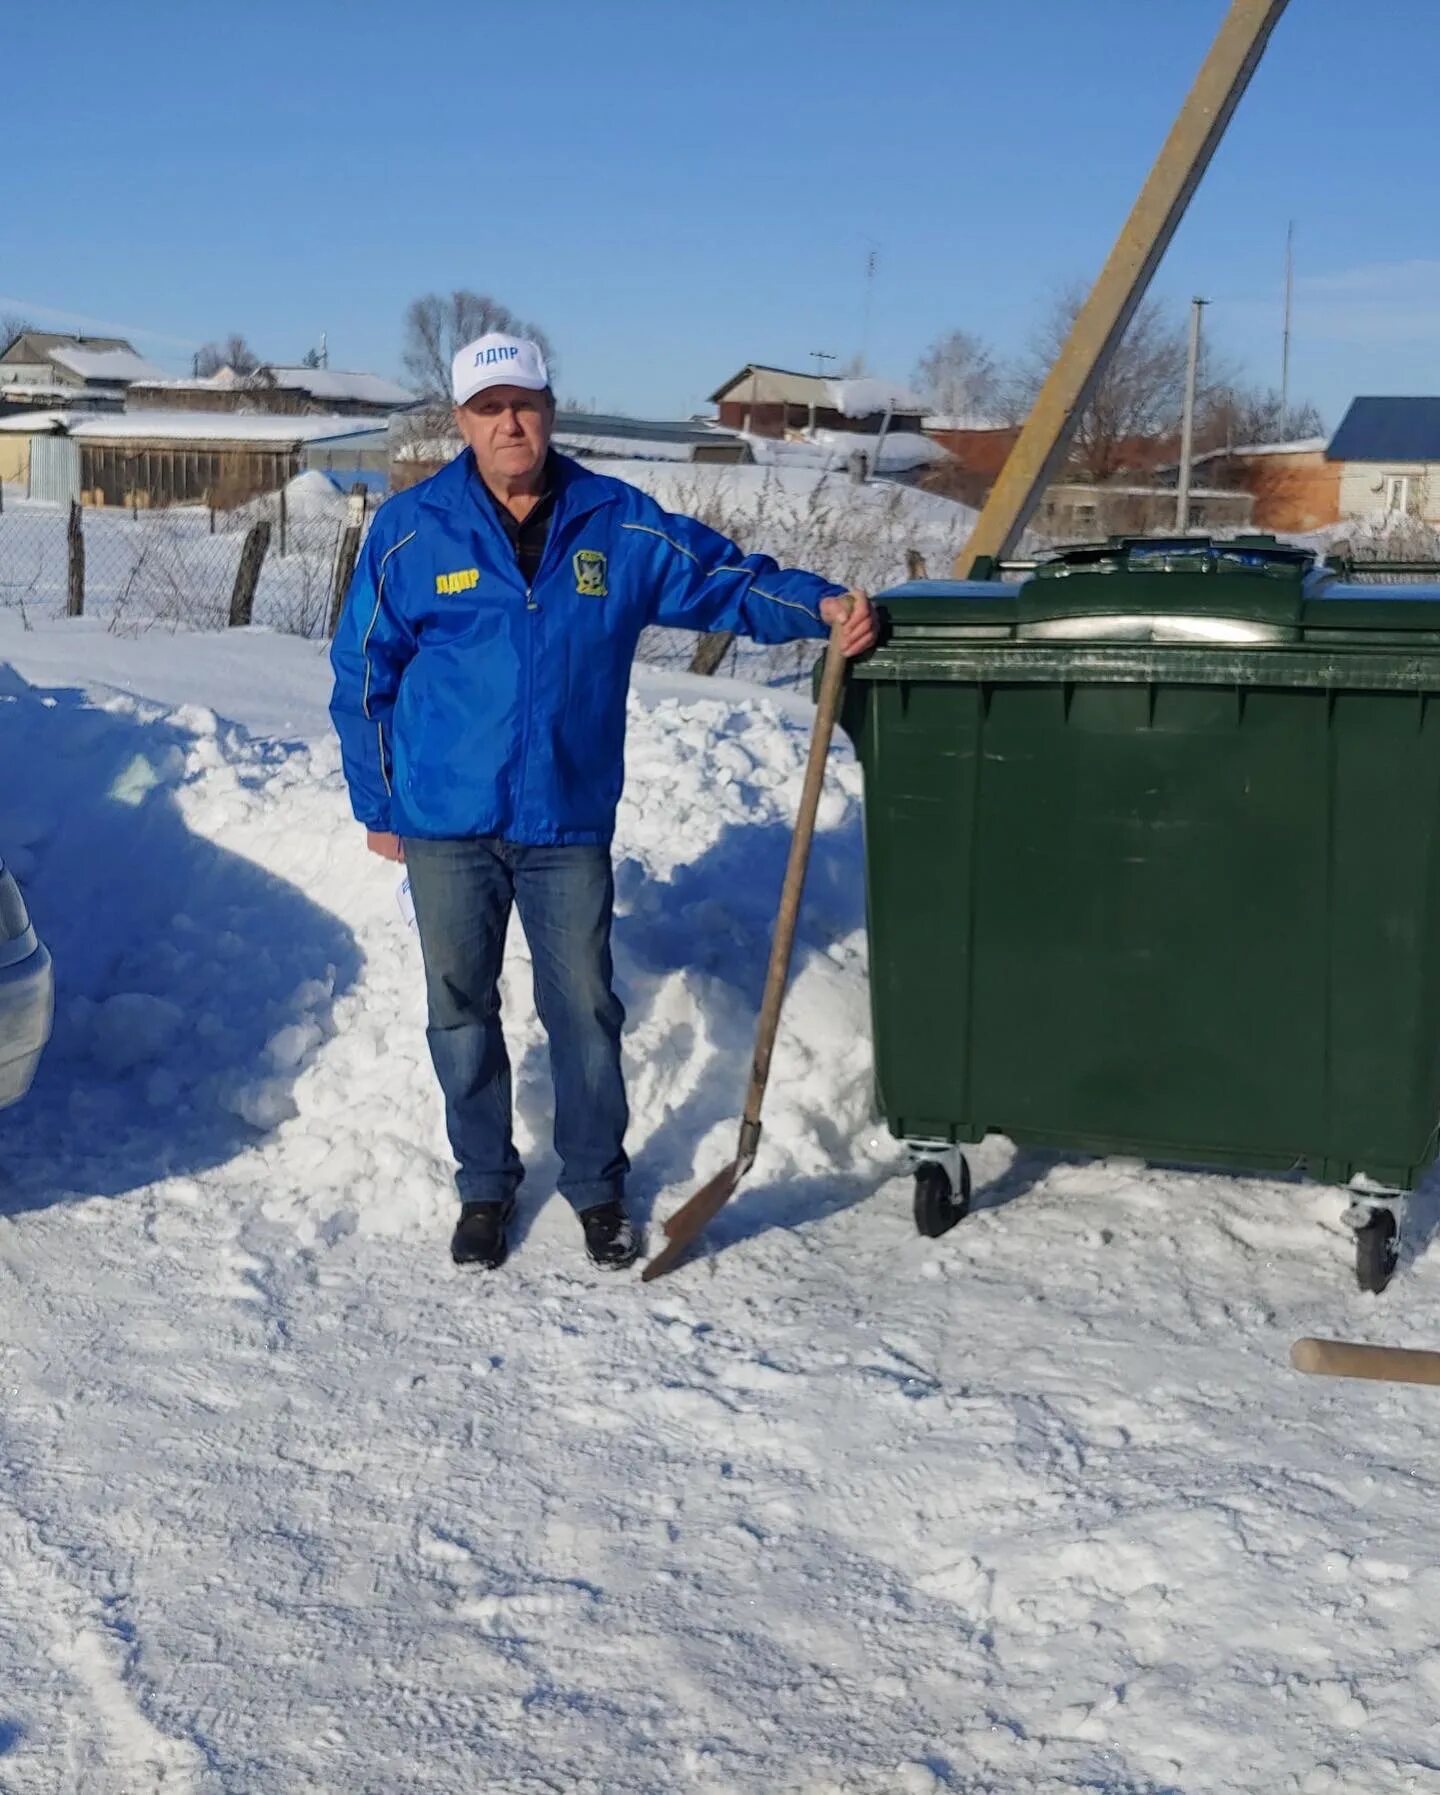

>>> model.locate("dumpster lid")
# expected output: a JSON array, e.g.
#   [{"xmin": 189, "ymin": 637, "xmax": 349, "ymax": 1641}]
[{"xmin": 870, "ymin": 536, "xmax": 1440, "ymax": 647}]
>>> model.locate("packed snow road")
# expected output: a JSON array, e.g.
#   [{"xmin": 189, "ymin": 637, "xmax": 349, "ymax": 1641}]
[{"xmin": 0, "ymin": 618, "xmax": 1437, "ymax": 1794}]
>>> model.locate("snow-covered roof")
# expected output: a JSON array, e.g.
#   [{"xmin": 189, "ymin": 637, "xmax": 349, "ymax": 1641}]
[
  {"xmin": 48, "ymin": 346, "xmax": 168, "ymax": 385},
  {"xmin": 923, "ymin": 411, "xmax": 1011, "ymax": 433},
  {"xmin": 262, "ymin": 368, "xmax": 415, "ymax": 406},
  {"xmin": 66, "ymin": 411, "xmax": 383, "ymax": 444},
  {"xmin": 135, "ymin": 368, "xmax": 246, "ymax": 391},
  {"xmin": 0, "ymin": 382, "xmax": 86, "ymax": 401},
  {"xmin": 1229, "ymin": 436, "xmax": 1329, "ymax": 458},
  {"xmin": 823, "ymin": 377, "xmax": 926, "ymax": 419},
  {"xmin": 739, "ymin": 427, "xmax": 946, "ymax": 474},
  {"xmin": 709, "ymin": 364, "xmax": 926, "ymax": 414},
  {"xmin": 552, "ymin": 411, "xmax": 743, "ymax": 464},
  {"xmin": 0, "ymin": 410, "xmax": 77, "ymax": 433}
]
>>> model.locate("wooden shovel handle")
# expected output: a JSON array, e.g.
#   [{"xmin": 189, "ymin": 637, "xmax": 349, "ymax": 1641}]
[
  {"xmin": 742, "ymin": 610, "xmax": 851, "ymax": 1129},
  {"xmin": 1291, "ymin": 1337, "xmax": 1440, "ymax": 1387}
]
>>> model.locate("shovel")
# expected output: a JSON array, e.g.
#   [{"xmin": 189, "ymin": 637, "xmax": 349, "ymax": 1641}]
[{"xmin": 642, "ymin": 608, "xmax": 853, "ymax": 1282}]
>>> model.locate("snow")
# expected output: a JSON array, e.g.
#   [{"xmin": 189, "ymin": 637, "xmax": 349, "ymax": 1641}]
[
  {"xmin": 261, "ymin": 367, "xmax": 415, "ymax": 406},
  {"xmin": 0, "ymin": 496, "xmax": 350, "ymax": 640},
  {"xmin": 824, "ymin": 376, "xmax": 927, "ymax": 419},
  {"xmin": 552, "ymin": 428, "xmax": 697, "ymax": 462},
  {"xmin": 1, "ymin": 617, "xmax": 1438, "ymax": 1791},
  {"xmin": 0, "ymin": 411, "xmax": 75, "ymax": 434},
  {"xmin": 140, "ymin": 369, "xmax": 245, "ymax": 391},
  {"xmin": 601, "ymin": 458, "xmax": 977, "ymax": 594},
  {"xmin": 1231, "ymin": 437, "xmax": 1330, "ymax": 457},
  {"xmin": 923, "ymin": 411, "xmax": 1011, "ymax": 433},
  {"xmin": 0, "ymin": 383, "xmax": 83, "ymax": 403},
  {"xmin": 47, "ymin": 347, "xmax": 168, "ymax": 385},
  {"xmin": 741, "ymin": 427, "xmax": 948, "ymax": 474},
  {"xmin": 285, "ymin": 468, "xmax": 351, "ymax": 517},
  {"xmin": 67, "ymin": 411, "xmax": 384, "ymax": 445}
]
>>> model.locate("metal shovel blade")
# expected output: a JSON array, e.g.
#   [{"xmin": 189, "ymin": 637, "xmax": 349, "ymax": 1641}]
[{"xmin": 640, "ymin": 1155, "xmax": 752, "ymax": 1283}]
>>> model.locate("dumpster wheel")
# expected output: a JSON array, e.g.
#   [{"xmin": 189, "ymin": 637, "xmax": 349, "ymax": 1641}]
[
  {"xmin": 913, "ymin": 1157, "xmax": 972, "ymax": 1238},
  {"xmin": 1350, "ymin": 1206, "xmax": 1399, "ymax": 1296}
]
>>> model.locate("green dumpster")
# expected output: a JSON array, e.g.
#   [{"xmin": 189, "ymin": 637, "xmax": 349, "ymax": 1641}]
[{"xmin": 840, "ymin": 537, "xmax": 1440, "ymax": 1291}]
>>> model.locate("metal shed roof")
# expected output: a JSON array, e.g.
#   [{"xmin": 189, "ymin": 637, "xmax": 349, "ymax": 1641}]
[{"xmin": 1328, "ymin": 397, "xmax": 1440, "ymax": 463}]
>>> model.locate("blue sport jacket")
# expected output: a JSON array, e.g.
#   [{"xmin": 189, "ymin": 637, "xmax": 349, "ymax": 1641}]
[{"xmin": 329, "ymin": 450, "xmax": 844, "ymax": 844}]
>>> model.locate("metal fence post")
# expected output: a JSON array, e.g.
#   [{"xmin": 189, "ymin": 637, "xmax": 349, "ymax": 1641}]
[
  {"xmin": 279, "ymin": 485, "xmax": 288, "ymax": 557},
  {"xmin": 229, "ymin": 520, "xmax": 272, "ymax": 627},
  {"xmin": 67, "ymin": 501, "xmax": 85, "ymax": 617}
]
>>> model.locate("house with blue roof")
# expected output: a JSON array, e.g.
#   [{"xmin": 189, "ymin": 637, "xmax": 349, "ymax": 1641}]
[{"xmin": 1327, "ymin": 397, "xmax": 1440, "ymax": 525}]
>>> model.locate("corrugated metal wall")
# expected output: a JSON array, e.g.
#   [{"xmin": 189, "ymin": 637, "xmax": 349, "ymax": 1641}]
[{"xmin": 28, "ymin": 435, "xmax": 81, "ymax": 505}]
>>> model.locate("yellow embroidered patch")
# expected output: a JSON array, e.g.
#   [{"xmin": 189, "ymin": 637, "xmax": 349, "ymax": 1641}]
[
  {"xmin": 435, "ymin": 567, "xmax": 480, "ymax": 596},
  {"xmin": 574, "ymin": 550, "xmax": 608, "ymax": 597}
]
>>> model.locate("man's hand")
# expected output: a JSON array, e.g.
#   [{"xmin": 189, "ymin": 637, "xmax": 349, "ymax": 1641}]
[
  {"xmin": 820, "ymin": 589, "xmax": 879, "ymax": 658},
  {"xmin": 367, "ymin": 830, "xmax": 405, "ymax": 862}
]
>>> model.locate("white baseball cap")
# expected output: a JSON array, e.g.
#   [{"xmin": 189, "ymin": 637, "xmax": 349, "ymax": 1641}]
[{"xmin": 451, "ymin": 332, "xmax": 550, "ymax": 406}]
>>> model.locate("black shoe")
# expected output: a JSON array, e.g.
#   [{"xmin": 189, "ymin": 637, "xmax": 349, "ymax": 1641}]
[
  {"xmin": 451, "ymin": 1199, "xmax": 515, "ymax": 1270},
  {"xmin": 579, "ymin": 1199, "xmax": 641, "ymax": 1270}
]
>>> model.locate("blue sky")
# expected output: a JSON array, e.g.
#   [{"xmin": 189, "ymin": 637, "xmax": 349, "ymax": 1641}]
[{"xmin": 3, "ymin": 0, "xmax": 1435, "ymax": 430}]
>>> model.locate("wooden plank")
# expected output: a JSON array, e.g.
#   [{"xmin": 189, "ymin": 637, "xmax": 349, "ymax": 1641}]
[{"xmin": 956, "ymin": 0, "xmax": 1291, "ymax": 574}]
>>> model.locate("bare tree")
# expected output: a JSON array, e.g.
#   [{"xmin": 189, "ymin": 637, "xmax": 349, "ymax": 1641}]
[
  {"xmin": 0, "ymin": 313, "xmax": 34, "ymax": 356},
  {"xmin": 1199, "ymin": 382, "xmax": 1324, "ymax": 451},
  {"xmin": 1015, "ymin": 288, "xmax": 1214, "ymax": 481},
  {"xmin": 195, "ymin": 334, "xmax": 260, "ymax": 378},
  {"xmin": 402, "ymin": 291, "xmax": 555, "ymax": 400},
  {"xmin": 913, "ymin": 328, "xmax": 1002, "ymax": 421}
]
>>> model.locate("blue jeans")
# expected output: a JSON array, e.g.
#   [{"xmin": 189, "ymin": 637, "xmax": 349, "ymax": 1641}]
[{"xmin": 402, "ymin": 838, "xmax": 629, "ymax": 1212}]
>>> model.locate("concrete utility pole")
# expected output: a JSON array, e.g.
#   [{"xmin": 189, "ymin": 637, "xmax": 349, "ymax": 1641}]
[
  {"xmin": 1175, "ymin": 296, "xmax": 1208, "ymax": 532},
  {"xmin": 955, "ymin": 0, "xmax": 1291, "ymax": 575}
]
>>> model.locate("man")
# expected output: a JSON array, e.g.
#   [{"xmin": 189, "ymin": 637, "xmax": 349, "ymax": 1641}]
[{"xmin": 330, "ymin": 334, "xmax": 876, "ymax": 1273}]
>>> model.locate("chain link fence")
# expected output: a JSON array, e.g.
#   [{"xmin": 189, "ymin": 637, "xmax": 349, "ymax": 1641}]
[
  {"xmin": 0, "ymin": 483, "xmax": 370, "ymax": 638},
  {"xmin": 2, "ymin": 463, "xmax": 969, "ymax": 691}
]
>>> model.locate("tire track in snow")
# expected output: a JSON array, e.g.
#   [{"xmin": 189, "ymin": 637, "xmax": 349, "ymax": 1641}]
[{"xmin": 0, "ymin": 1226, "xmax": 205, "ymax": 1794}]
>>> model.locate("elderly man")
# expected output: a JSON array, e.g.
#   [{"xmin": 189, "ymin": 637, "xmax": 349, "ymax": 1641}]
[{"xmin": 330, "ymin": 334, "xmax": 875, "ymax": 1273}]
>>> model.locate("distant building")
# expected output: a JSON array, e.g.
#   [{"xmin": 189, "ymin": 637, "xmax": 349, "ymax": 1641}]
[
  {"xmin": 391, "ymin": 410, "xmax": 749, "ymax": 490},
  {"xmin": 1187, "ymin": 439, "xmax": 1337, "ymax": 533},
  {"xmin": 921, "ymin": 418, "xmax": 1019, "ymax": 506},
  {"xmin": 299, "ymin": 426, "xmax": 393, "ymax": 496},
  {"xmin": 1322, "ymin": 397, "xmax": 1440, "ymax": 527},
  {"xmin": 1037, "ymin": 480, "xmax": 1254, "ymax": 541},
  {"xmin": 0, "ymin": 331, "xmax": 165, "ymax": 412},
  {"xmin": 708, "ymin": 365, "xmax": 927, "ymax": 438},
  {"xmin": 0, "ymin": 408, "xmax": 384, "ymax": 507},
  {"xmin": 129, "ymin": 365, "xmax": 415, "ymax": 419}
]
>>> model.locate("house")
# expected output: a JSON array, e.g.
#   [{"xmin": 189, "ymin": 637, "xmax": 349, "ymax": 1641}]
[
  {"xmin": 390, "ymin": 410, "xmax": 749, "ymax": 490},
  {"xmin": 1187, "ymin": 401, "xmax": 1440, "ymax": 534},
  {"xmin": 1, "ymin": 409, "xmax": 384, "ymax": 507},
  {"xmin": 1323, "ymin": 397, "xmax": 1440, "ymax": 526},
  {"xmin": 551, "ymin": 412, "xmax": 749, "ymax": 465},
  {"xmin": 128, "ymin": 365, "xmax": 415, "ymax": 419},
  {"xmin": 921, "ymin": 417, "xmax": 1019, "ymax": 506},
  {"xmin": 0, "ymin": 331, "xmax": 165, "ymax": 412},
  {"xmin": 708, "ymin": 365, "xmax": 927, "ymax": 438},
  {"xmin": 1188, "ymin": 438, "xmax": 1337, "ymax": 533}
]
